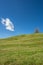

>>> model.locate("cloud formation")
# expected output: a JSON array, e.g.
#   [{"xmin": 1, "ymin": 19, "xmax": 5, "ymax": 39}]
[{"xmin": 1, "ymin": 18, "xmax": 14, "ymax": 31}]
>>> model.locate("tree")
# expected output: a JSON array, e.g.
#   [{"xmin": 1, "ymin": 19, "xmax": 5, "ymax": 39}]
[{"xmin": 34, "ymin": 28, "xmax": 39, "ymax": 33}]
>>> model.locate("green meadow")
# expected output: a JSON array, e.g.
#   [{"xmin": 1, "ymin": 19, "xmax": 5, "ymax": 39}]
[{"xmin": 0, "ymin": 33, "xmax": 43, "ymax": 65}]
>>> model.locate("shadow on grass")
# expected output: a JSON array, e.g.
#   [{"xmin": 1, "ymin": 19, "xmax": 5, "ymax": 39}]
[
  {"xmin": 4, "ymin": 59, "xmax": 16, "ymax": 65},
  {"xmin": 4, "ymin": 57, "xmax": 43, "ymax": 65}
]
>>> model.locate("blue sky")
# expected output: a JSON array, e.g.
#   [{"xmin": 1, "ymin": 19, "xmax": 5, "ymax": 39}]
[{"xmin": 0, "ymin": 0, "xmax": 43, "ymax": 38}]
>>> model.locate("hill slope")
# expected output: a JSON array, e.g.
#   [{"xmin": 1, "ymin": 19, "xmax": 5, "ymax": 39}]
[{"xmin": 0, "ymin": 33, "xmax": 43, "ymax": 65}]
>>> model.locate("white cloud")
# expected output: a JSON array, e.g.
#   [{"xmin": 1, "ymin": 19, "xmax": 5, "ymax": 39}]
[{"xmin": 1, "ymin": 18, "xmax": 14, "ymax": 31}]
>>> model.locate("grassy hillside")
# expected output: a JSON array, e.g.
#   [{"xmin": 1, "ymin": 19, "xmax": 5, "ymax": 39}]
[{"xmin": 0, "ymin": 33, "xmax": 43, "ymax": 65}]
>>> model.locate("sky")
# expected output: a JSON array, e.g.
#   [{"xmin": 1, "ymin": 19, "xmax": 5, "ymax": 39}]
[{"xmin": 0, "ymin": 0, "xmax": 43, "ymax": 38}]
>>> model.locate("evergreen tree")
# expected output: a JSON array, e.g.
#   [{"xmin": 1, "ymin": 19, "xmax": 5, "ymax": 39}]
[{"xmin": 34, "ymin": 28, "xmax": 39, "ymax": 33}]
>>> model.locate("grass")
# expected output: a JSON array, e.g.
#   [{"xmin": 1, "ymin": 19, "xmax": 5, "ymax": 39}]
[{"xmin": 0, "ymin": 33, "xmax": 43, "ymax": 65}]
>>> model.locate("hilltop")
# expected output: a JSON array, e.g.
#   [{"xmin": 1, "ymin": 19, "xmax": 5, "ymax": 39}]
[{"xmin": 0, "ymin": 33, "xmax": 43, "ymax": 65}]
